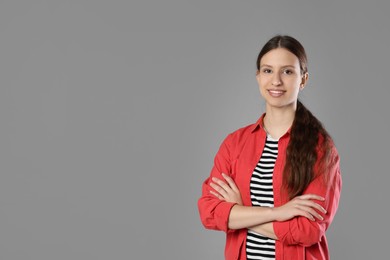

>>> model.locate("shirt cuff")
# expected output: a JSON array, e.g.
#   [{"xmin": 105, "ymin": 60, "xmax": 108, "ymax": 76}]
[
  {"xmin": 273, "ymin": 220, "xmax": 296, "ymax": 245},
  {"xmin": 215, "ymin": 201, "xmax": 237, "ymax": 232}
]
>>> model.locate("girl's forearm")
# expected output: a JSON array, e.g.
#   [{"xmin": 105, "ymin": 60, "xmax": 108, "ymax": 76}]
[
  {"xmin": 248, "ymin": 222, "xmax": 278, "ymax": 240},
  {"xmin": 228, "ymin": 205, "xmax": 275, "ymax": 230}
]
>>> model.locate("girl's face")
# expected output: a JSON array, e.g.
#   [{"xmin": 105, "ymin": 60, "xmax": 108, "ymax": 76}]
[{"xmin": 256, "ymin": 48, "xmax": 308, "ymax": 110}]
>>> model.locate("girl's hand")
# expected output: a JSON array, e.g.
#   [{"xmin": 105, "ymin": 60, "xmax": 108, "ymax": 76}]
[
  {"xmin": 209, "ymin": 173, "xmax": 243, "ymax": 206},
  {"xmin": 273, "ymin": 194, "xmax": 327, "ymax": 222}
]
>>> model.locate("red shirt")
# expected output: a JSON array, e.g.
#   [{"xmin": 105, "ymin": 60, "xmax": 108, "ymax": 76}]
[{"xmin": 198, "ymin": 113, "xmax": 342, "ymax": 260}]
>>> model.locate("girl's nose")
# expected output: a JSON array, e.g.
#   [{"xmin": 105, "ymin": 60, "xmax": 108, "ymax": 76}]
[{"xmin": 272, "ymin": 74, "xmax": 282, "ymax": 86}]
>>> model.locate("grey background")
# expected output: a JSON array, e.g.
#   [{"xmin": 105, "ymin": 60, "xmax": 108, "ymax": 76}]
[{"xmin": 1, "ymin": 0, "xmax": 389, "ymax": 259}]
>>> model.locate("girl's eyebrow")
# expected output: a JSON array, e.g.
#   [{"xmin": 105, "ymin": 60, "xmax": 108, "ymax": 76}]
[{"xmin": 260, "ymin": 64, "xmax": 296, "ymax": 69}]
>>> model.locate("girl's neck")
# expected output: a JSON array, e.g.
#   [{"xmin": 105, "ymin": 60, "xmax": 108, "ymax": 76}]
[{"xmin": 263, "ymin": 105, "xmax": 296, "ymax": 140}]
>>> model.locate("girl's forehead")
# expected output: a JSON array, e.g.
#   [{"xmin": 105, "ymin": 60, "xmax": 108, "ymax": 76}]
[{"xmin": 260, "ymin": 48, "xmax": 300, "ymax": 67}]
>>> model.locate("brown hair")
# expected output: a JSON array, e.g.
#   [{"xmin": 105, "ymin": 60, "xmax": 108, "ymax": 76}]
[{"xmin": 256, "ymin": 35, "xmax": 332, "ymax": 199}]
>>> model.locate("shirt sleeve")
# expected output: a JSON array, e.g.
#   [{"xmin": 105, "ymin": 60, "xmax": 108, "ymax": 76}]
[
  {"xmin": 273, "ymin": 145, "xmax": 342, "ymax": 247},
  {"xmin": 197, "ymin": 133, "xmax": 237, "ymax": 233}
]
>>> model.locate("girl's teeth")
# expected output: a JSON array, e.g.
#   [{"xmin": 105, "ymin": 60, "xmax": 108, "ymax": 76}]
[{"xmin": 268, "ymin": 90, "xmax": 284, "ymax": 97}]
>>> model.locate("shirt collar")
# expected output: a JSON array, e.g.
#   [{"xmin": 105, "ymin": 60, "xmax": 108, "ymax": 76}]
[{"xmin": 250, "ymin": 113, "xmax": 266, "ymax": 133}]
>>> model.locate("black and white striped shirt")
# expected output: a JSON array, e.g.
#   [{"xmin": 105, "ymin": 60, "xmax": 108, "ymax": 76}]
[{"xmin": 246, "ymin": 135, "xmax": 278, "ymax": 260}]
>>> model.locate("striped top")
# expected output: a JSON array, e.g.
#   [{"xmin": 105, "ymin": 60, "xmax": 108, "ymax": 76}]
[{"xmin": 246, "ymin": 134, "xmax": 279, "ymax": 260}]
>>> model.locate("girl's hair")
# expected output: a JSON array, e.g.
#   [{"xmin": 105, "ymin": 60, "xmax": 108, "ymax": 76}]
[{"xmin": 256, "ymin": 35, "xmax": 332, "ymax": 199}]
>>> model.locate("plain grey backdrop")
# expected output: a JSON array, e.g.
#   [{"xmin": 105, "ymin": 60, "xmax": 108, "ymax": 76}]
[{"xmin": 1, "ymin": 0, "xmax": 389, "ymax": 259}]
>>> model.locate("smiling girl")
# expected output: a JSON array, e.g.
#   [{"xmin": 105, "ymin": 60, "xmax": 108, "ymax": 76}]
[{"xmin": 198, "ymin": 35, "xmax": 342, "ymax": 260}]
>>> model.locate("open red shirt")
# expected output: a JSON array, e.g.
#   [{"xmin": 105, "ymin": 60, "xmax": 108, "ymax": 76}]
[{"xmin": 198, "ymin": 113, "xmax": 342, "ymax": 260}]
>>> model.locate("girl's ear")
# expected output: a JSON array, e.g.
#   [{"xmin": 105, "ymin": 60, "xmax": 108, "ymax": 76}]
[{"xmin": 300, "ymin": 72, "xmax": 309, "ymax": 90}]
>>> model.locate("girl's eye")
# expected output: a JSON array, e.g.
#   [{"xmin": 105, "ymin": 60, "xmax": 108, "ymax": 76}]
[
  {"xmin": 284, "ymin": 69, "xmax": 293, "ymax": 75},
  {"xmin": 263, "ymin": 69, "xmax": 272, "ymax": 73}
]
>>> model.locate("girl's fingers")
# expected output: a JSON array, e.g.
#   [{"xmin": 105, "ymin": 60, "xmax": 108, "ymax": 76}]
[
  {"xmin": 212, "ymin": 177, "xmax": 231, "ymax": 192},
  {"xmin": 299, "ymin": 194, "xmax": 325, "ymax": 201},
  {"xmin": 210, "ymin": 182, "xmax": 228, "ymax": 197},
  {"xmin": 302, "ymin": 211, "xmax": 315, "ymax": 221},
  {"xmin": 311, "ymin": 202, "xmax": 327, "ymax": 214},
  {"xmin": 296, "ymin": 199, "xmax": 327, "ymax": 214},
  {"xmin": 294, "ymin": 207, "xmax": 315, "ymax": 221},
  {"xmin": 296, "ymin": 205, "xmax": 324, "ymax": 221},
  {"xmin": 210, "ymin": 190, "xmax": 225, "ymax": 200},
  {"xmin": 221, "ymin": 173, "xmax": 239, "ymax": 191}
]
